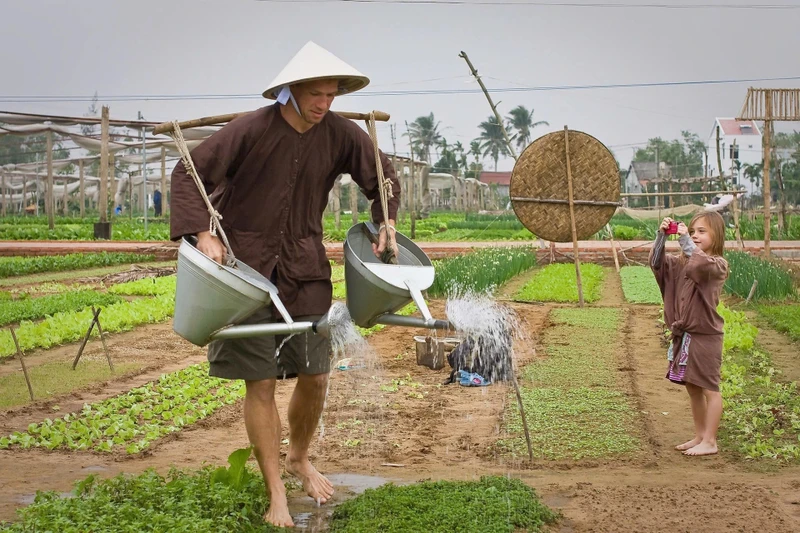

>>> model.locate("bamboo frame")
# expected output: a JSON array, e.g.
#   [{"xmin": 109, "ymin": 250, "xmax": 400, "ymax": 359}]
[
  {"xmin": 152, "ymin": 110, "xmax": 390, "ymax": 135},
  {"xmin": 564, "ymin": 126, "xmax": 585, "ymax": 307}
]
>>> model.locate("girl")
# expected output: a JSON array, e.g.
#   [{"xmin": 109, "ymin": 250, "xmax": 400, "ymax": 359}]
[{"xmin": 650, "ymin": 212, "xmax": 728, "ymax": 456}]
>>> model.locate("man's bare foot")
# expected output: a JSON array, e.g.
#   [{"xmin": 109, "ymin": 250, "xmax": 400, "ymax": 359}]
[
  {"xmin": 264, "ymin": 496, "xmax": 294, "ymax": 528},
  {"xmin": 675, "ymin": 437, "xmax": 702, "ymax": 451},
  {"xmin": 286, "ymin": 457, "xmax": 334, "ymax": 504},
  {"xmin": 683, "ymin": 442, "xmax": 718, "ymax": 456}
]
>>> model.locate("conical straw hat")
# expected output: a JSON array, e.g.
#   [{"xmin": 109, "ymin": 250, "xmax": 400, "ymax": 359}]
[{"xmin": 263, "ymin": 41, "xmax": 370, "ymax": 99}]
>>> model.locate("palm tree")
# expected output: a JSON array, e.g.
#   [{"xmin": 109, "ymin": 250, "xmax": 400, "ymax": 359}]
[
  {"xmin": 408, "ymin": 113, "xmax": 443, "ymax": 163},
  {"xmin": 506, "ymin": 105, "xmax": 548, "ymax": 151},
  {"xmin": 475, "ymin": 115, "xmax": 512, "ymax": 171},
  {"xmin": 742, "ymin": 162, "xmax": 763, "ymax": 189}
]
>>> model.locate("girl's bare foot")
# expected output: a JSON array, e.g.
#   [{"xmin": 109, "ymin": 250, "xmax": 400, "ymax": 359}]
[
  {"xmin": 286, "ymin": 457, "xmax": 334, "ymax": 504},
  {"xmin": 264, "ymin": 496, "xmax": 294, "ymax": 528},
  {"xmin": 675, "ymin": 437, "xmax": 702, "ymax": 451},
  {"xmin": 683, "ymin": 442, "xmax": 718, "ymax": 456}
]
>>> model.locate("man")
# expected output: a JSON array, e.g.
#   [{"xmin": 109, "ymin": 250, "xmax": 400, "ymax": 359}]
[
  {"xmin": 169, "ymin": 42, "xmax": 400, "ymax": 528},
  {"xmin": 153, "ymin": 188, "xmax": 162, "ymax": 217}
]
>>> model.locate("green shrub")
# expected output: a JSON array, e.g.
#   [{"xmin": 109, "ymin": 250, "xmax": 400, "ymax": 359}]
[
  {"xmin": 0, "ymin": 290, "xmax": 124, "ymax": 326},
  {"xmin": 427, "ymin": 247, "xmax": 537, "ymax": 297},
  {"xmin": 611, "ymin": 225, "xmax": 641, "ymax": 240}
]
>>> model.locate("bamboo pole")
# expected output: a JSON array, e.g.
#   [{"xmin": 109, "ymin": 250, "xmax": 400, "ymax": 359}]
[
  {"xmin": 349, "ymin": 181, "xmax": 358, "ymax": 226},
  {"xmin": 10, "ymin": 329, "xmax": 34, "ymax": 401},
  {"xmin": 459, "ymin": 51, "xmax": 517, "ymax": 161},
  {"xmin": 1, "ymin": 169, "xmax": 6, "ymax": 217},
  {"xmin": 61, "ymin": 176, "xmax": 68, "ymax": 216},
  {"xmin": 333, "ymin": 179, "xmax": 342, "ymax": 230},
  {"xmin": 46, "ymin": 130, "xmax": 54, "ymax": 230},
  {"xmin": 763, "ymin": 92, "xmax": 772, "ymax": 257},
  {"xmin": 564, "ymin": 127, "xmax": 584, "ymax": 307},
  {"xmin": 606, "ymin": 223, "xmax": 621, "ymax": 273},
  {"xmin": 161, "ymin": 146, "xmax": 168, "ymax": 215},
  {"xmin": 109, "ymin": 153, "xmax": 116, "ymax": 213},
  {"xmin": 152, "ymin": 110, "xmax": 390, "ymax": 135},
  {"xmin": 405, "ymin": 121, "xmax": 417, "ymax": 239},
  {"xmin": 621, "ymin": 190, "xmax": 742, "ymax": 198},
  {"xmin": 79, "ymin": 159, "xmax": 85, "ymax": 218},
  {"xmin": 99, "ymin": 106, "xmax": 110, "ymax": 224}
]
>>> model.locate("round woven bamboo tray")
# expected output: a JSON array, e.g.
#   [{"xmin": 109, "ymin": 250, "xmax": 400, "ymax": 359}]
[{"xmin": 510, "ymin": 130, "xmax": 619, "ymax": 242}]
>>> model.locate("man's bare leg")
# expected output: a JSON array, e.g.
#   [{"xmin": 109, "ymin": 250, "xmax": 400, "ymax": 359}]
[
  {"xmin": 244, "ymin": 379, "xmax": 294, "ymax": 528},
  {"xmin": 285, "ymin": 372, "xmax": 334, "ymax": 503}
]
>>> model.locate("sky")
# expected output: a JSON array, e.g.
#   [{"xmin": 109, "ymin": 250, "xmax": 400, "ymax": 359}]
[{"xmin": 2, "ymin": 0, "xmax": 799, "ymax": 174}]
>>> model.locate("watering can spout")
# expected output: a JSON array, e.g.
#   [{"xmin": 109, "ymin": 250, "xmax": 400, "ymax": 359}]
[{"xmin": 311, "ymin": 313, "xmax": 331, "ymax": 338}]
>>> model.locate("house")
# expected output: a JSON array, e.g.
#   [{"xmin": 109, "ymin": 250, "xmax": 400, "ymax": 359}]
[
  {"xmin": 624, "ymin": 161, "xmax": 672, "ymax": 194},
  {"xmin": 479, "ymin": 171, "xmax": 511, "ymax": 200},
  {"xmin": 706, "ymin": 118, "xmax": 762, "ymax": 196}
]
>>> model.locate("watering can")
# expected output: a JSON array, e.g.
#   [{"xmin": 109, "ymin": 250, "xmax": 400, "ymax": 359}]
[{"xmin": 172, "ymin": 222, "xmax": 449, "ymax": 346}]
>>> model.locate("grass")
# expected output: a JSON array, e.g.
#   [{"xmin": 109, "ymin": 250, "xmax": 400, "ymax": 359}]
[
  {"xmin": 0, "ymin": 290, "xmax": 124, "ymax": 327},
  {"xmin": 514, "ymin": 263, "xmax": 605, "ymax": 303},
  {"xmin": 723, "ymin": 250, "xmax": 796, "ymax": 301},
  {"xmin": 619, "ymin": 266, "xmax": 663, "ymax": 304},
  {"xmin": 0, "ymin": 360, "xmax": 141, "ymax": 410},
  {"xmin": 500, "ymin": 308, "xmax": 640, "ymax": 460},
  {"xmin": 755, "ymin": 304, "xmax": 800, "ymax": 342},
  {"xmin": 330, "ymin": 476, "xmax": 559, "ymax": 532},
  {"xmin": 0, "ymin": 261, "xmax": 176, "ymax": 288}
]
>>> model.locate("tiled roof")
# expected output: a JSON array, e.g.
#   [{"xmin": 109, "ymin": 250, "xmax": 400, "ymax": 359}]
[
  {"xmin": 479, "ymin": 171, "xmax": 512, "ymax": 185},
  {"xmin": 717, "ymin": 118, "xmax": 760, "ymax": 136}
]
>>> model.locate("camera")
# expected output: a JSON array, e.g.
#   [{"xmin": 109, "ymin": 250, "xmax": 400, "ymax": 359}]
[{"xmin": 665, "ymin": 221, "xmax": 678, "ymax": 235}]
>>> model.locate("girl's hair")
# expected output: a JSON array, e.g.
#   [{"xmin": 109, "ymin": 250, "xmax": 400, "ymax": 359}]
[{"xmin": 688, "ymin": 211, "xmax": 725, "ymax": 256}]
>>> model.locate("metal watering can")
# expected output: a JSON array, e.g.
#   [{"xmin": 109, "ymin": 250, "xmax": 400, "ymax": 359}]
[{"xmin": 172, "ymin": 222, "xmax": 449, "ymax": 346}]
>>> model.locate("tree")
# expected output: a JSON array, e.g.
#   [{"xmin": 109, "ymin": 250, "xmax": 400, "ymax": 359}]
[
  {"xmin": 632, "ymin": 131, "xmax": 705, "ymax": 180},
  {"xmin": 474, "ymin": 115, "xmax": 511, "ymax": 171},
  {"xmin": 506, "ymin": 105, "xmax": 548, "ymax": 150},
  {"xmin": 407, "ymin": 113, "xmax": 443, "ymax": 163}
]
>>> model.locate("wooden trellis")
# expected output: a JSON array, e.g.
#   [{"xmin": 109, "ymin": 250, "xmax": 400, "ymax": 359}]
[{"xmin": 737, "ymin": 88, "xmax": 800, "ymax": 255}]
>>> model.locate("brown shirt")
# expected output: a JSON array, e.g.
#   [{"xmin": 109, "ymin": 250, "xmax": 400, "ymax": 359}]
[
  {"xmin": 170, "ymin": 104, "xmax": 400, "ymax": 316},
  {"xmin": 650, "ymin": 247, "xmax": 728, "ymax": 337}
]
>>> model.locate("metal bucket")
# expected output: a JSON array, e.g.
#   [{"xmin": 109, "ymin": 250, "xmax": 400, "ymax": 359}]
[
  {"xmin": 344, "ymin": 222, "xmax": 436, "ymax": 328},
  {"xmin": 173, "ymin": 237, "xmax": 279, "ymax": 346}
]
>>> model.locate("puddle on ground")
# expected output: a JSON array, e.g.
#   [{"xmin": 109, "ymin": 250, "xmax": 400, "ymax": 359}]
[
  {"xmin": 80, "ymin": 465, "xmax": 108, "ymax": 472},
  {"xmin": 289, "ymin": 473, "xmax": 392, "ymax": 532}
]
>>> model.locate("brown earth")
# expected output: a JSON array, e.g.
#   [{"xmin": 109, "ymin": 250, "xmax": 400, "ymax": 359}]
[{"xmin": 1, "ymin": 282, "xmax": 800, "ymax": 532}]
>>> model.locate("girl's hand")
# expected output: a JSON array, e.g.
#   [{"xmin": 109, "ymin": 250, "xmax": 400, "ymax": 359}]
[
  {"xmin": 659, "ymin": 217, "xmax": 673, "ymax": 234},
  {"xmin": 676, "ymin": 222, "xmax": 689, "ymax": 236}
]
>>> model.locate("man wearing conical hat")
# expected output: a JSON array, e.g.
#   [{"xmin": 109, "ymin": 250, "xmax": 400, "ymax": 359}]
[{"xmin": 170, "ymin": 42, "xmax": 400, "ymax": 528}]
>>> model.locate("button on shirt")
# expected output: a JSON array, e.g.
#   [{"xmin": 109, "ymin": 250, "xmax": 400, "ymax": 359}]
[{"xmin": 170, "ymin": 104, "xmax": 401, "ymax": 316}]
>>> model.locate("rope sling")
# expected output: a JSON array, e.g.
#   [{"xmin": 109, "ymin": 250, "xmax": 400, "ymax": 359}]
[{"xmin": 169, "ymin": 112, "xmax": 397, "ymax": 267}]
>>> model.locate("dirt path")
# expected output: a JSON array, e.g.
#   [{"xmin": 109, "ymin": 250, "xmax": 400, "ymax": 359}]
[{"xmin": 1, "ymin": 287, "xmax": 800, "ymax": 531}]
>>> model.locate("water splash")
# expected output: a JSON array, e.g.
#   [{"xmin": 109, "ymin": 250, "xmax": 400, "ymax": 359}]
[{"xmin": 445, "ymin": 292, "xmax": 523, "ymax": 384}]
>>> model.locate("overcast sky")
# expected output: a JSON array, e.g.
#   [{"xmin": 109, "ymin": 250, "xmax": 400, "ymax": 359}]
[{"xmin": 2, "ymin": 0, "xmax": 799, "ymax": 172}]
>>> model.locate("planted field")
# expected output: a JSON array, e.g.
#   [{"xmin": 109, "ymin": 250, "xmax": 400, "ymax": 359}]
[
  {"xmin": 0, "ymin": 294, "xmax": 174, "ymax": 358},
  {"xmin": 0, "ymin": 364, "xmax": 243, "ymax": 454},
  {"xmin": 0, "ymin": 252, "xmax": 156, "ymax": 279},
  {"xmin": 501, "ymin": 308, "xmax": 640, "ymax": 459},
  {"xmin": 427, "ymin": 246, "xmax": 536, "ymax": 297},
  {"xmin": 724, "ymin": 251, "xmax": 796, "ymax": 301},
  {"xmin": 756, "ymin": 304, "xmax": 800, "ymax": 342},
  {"xmin": 515, "ymin": 263, "xmax": 605, "ymax": 303},
  {"xmin": 0, "ymin": 290, "xmax": 123, "ymax": 327},
  {"xmin": 619, "ymin": 266, "xmax": 662, "ymax": 304}
]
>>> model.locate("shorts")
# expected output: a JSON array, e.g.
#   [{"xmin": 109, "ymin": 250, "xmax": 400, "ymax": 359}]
[{"xmin": 207, "ymin": 306, "xmax": 331, "ymax": 381}]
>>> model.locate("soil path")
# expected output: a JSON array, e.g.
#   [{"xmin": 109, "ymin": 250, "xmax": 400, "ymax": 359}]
[{"xmin": 1, "ymin": 286, "xmax": 800, "ymax": 531}]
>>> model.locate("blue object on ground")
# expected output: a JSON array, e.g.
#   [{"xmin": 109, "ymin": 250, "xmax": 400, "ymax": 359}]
[{"xmin": 458, "ymin": 370, "xmax": 491, "ymax": 387}]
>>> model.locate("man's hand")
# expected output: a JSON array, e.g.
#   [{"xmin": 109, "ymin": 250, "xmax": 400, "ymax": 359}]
[
  {"xmin": 197, "ymin": 230, "xmax": 226, "ymax": 264},
  {"xmin": 373, "ymin": 219, "xmax": 400, "ymax": 262}
]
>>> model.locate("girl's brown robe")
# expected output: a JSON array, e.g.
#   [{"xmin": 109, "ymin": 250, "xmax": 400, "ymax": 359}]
[{"xmin": 650, "ymin": 239, "xmax": 728, "ymax": 391}]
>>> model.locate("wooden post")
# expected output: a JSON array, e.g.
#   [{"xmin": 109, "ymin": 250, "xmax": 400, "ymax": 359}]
[
  {"xmin": 564, "ymin": 127, "xmax": 584, "ymax": 307},
  {"xmin": 93, "ymin": 307, "xmax": 114, "ymax": 372},
  {"xmin": 79, "ymin": 159, "xmax": 85, "ymax": 218},
  {"xmin": 10, "ymin": 329, "xmax": 34, "ymax": 401},
  {"xmin": 606, "ymin": 223, "xmax": 621, "ymax": 273},
  {"xmin": 776, "ymin": 161, "xmax": 788, "ymax": 234},
  {"xmin": 509, "ymin": 365, "xmax": 534, "ymax": 462},
  {"xmin": 99, "ymin": 106, "xmax": 110, "ymax": 223},
  {"xmin": 405, "ymin": 121, "xmax": 417, "ymax": 239},
  {"xmin": 46, "ymin": 129, "xmax": 54, "ymax": 230},
  {"xmin": 349, "ymin": 181, "xmax": 358, "ymax": 226},
  {"xmin": 61, "ymin": 176, "xmax": 69, "ymax": 216},
  {"xmin": 333, "ymin": 179, "xmax": 342, "ymax": 231},
  {"xmin": 22, "ymin": 175, "xmax": 27, "ymax": 214},
  {"xmin": 73, "ymin": 308, "xmax": 99, "ymax": 369},
  {"xmin": 109, "ymin": 153, "xmax": 116, "ymax": 213},
  {"xmin": 745, "ymin": 279, "xmax": 759, "ymax": 304},
  {"xmin": 763, "ymin": 93, "xmax": 772, "ymax": 257},
  {"xmin": 161, "ymin": 146, "xmax": 168, "ymax": 215},
  {"xmin": 1, "ymin": 169, "xmax": 6, "ymax": 217}
]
